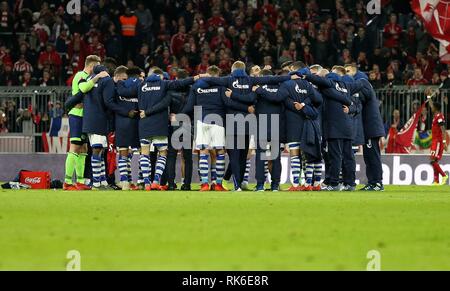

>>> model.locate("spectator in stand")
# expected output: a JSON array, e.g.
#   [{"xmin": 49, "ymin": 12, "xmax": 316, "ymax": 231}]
[
  {"xmin": 369, "ymin": 70, "xmax": 383, "ymax": 89},
  {"xmin": 170, "ymin": 25, "xmax": 187, "ymax": 57},
  {"xmin": 440, "ymin": 71, "xmax": 450, "ymax": 89},
  {"xmin": 179, "ymin": 55, "xmax": 193, "ymax": 74},
  {"xmin": 210, "ymin": 27, "xmax": 232, "ymax": 51},
  {"xmin": 386, "ymin": 71, "xmax": 402, "ymax": 87},
  {"xmin": 33, "ymin": 17, "xmax": 50, "ymax": 47},
  {"xmin": 0, "ymin": 1, "xmax": 13, "ymax": 44},
  {"xmin": 352, "ymin": 27, "xmax": 369, "ymax": 59},
  {"xmin": 207, "ymin": 9, "xmax": 226, "ymax": 29},
  {"xmin": 431, "ymin": 72, "xmax": 441, "ymax": 85},
  {"xmin": 195, "ymin": 54, "xmax": 210, "ymax": 74},
  {"xmin": 155, "ymin": 14, "xmax": 171, "ymax": 48},
  {"xmin": 38, "ymin": 43, "xmax": 61, "ymax": 74},
  {"xmin": 13, "ymin": 55, "xmax": 33, "ymax": 76},
  {"xmin": 119, "ymin": 8, "xmax": 138, "ymax": 63},
  {"xmin": 0, "ymin": 62, "xmax": 15, "ymax": 86},
  {"xmin": 0, "ymin": 109, "xmax": 7, "ymax": 133},
  {"xmin": 55, "ymin": 28, "xmax": 70, "ymax": 56},
  {"xmin": 254, "ymin": 14, "xmax": 276, "ymax": 32},
  {"xmin": 385, "ymin": 109, "xmax": 403, "ymax": 136},
  {"xmin": 302, "ymin": 46, "xmax": 314, "ymax": 66},
  {"xmin": 135, "ymin": 1, "xmax": 153, "ymax": 46},
  {"xmin": 407, "ymin": 68, "xmax": 429, "ymax": 86},
  {"xmin": 383, "ymin": 13, "xmax": 402, "ymax": 48},
  {"xmin": 39, "ymin": 70, "xmax": 57, "ymax": 86},
  {"xmin": 104, "ymin": 23, "xmax": 122, "ymax": 62},
  {"xmin": 87, "ymin": 34, "xmax": 106, "ymax": 60},
  {"xmin": 50, "ymin": 15, "xmax": 69, "ymax": 44},
  {"xmin": 20, "ymin": 71, "xmax": 36, "ymax": 87},
  {"xmin": 134, "ymin": 43, "xmax": 149, "ymax": 71},
  {"xmin": 356, "ymin": 51, "xmax": 370, "ymax": 72},
  {"xmin": 420, "ymin": 57, "xmax": 435, "ymax": 82}
]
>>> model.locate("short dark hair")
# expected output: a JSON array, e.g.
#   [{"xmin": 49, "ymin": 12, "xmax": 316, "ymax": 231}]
[
  {"xmin": 434, "ymin": 102, "xmax": 442, "ymax": 111},
  {"xmin": 126, "ymin": 67, "xmax": 143, "ymax": 78},
  {"xmin": 102, "ymin": 57, "xmax": 117, "ymax": 75},
  {"xmin": 280, "ymin": 61, "xmax": 293, "ymax": 70},
  {"xmin": 207, "ymin": 65, "xmax": 221, "ymax": 76},
  {"xmin": 114, "ymin": 65, "xmax": 128, "ymax": 77},
  {"xmin": 177, "ymin": 69, "xmax": 189, "ymax": 79},
  {"xmin": 260, "ymin": 69, "xmax": 273, "ymax": 76},
  {"xmin": 152, "ymin": 68, "xmax": 164, "ymax": 76},
  {"xmin": 291, "ymin": 61, "xmax": 306, "ymax": 71}
]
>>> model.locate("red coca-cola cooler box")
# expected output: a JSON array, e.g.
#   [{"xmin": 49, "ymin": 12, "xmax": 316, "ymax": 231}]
[{"xmin": 19, "ymin": 171, "xmax": 51, "ymax": 189}]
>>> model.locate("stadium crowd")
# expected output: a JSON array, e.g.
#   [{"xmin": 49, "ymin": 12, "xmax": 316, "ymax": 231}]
[
  {"xmin": 0, "ymin": 0, "xmax": 449, "ymax": 87},
  {"xmin": 0, "ymin": 0, "xmax": 450, "ymax": 136}
]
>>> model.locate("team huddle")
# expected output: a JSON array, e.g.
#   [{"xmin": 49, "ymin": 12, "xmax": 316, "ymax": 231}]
[{"xmin": 61, "ymin": 54, "xmax": 447, "ymax": 192}]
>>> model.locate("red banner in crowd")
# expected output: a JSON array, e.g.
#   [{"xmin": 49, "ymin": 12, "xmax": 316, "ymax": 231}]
[
  {"xmin": 386, "ymin": 101, "xmax": 428, "ymax": 153},
  {"xmin": 411, "ymin": 0, "xmax": 450, "ymax": 63}
]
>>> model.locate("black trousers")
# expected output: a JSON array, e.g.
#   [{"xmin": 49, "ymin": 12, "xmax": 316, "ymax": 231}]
[
  {"xmin": 255, "ymin": 144, "xmax": 281, "ymax": 185},
  {"xmin": 150, "ymin": 151, "xmax": 158, "ymax": 182},
  {"xmin": 84, "ymin": 143, "xmax": 92, "ymax": 182},
  {"xmin": 322, "ymin": 140, "xmax": 331, "ymax": 184},
  {"xmin": 363, "ymin": 137, "xmax": 383, "ymax": 185},
  {"xmin": 327, "ymin": 138, "xmax": 355, "ymax": 186},
  {"xmin": 164, "ymin": 145, "xmax": 193, "ymax": 186},
  {"xmin": 227, "ymin": 135, "xmax": 249, "ymax": 189}
]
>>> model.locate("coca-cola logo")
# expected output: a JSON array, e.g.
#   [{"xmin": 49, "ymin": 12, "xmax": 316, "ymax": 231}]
[{"xmin": 25, "ymin": 177, "xmax": 42, "ymax": 184}]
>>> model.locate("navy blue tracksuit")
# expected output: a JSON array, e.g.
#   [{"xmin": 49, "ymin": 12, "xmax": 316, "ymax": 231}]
[
  {"xmin": 202, "ymin": 70, "xmax": 290, "ymax": 189},
  {"xmin": 113, "ymin": 77, "xmax": 141, "ymax": 148},
  {"xmin": 164, "ymin": 88, "xmax": 193, "ymax": 186},
  {"xmin": 354, "ymin": 71, "xmax": 385, "ymax": 185},
  {"xmin": 138, "ymin": 74, "xmax": 194, "ymax": 139},
  {"xmin": 183, "ymin": 80, "xmax": 249, "ymax": 122},
  {"xmin": 184, "ymin": 79, "xmax": 251, "ymax": 188},
  {"xmin": 305, "ymin": 73, "xmax": 363, "ymax": 187},
  {"xmin": 83, "ymin": 67, "xmax": 115, "ymax": 137},
  {"xmin": 253, "ymin": 84, "xmax": 284, "ymax": 186}
]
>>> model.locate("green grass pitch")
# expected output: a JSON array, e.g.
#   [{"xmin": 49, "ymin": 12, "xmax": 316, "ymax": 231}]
[{"xmin": 1, "ymin": 185, "xmax": 450, "ymax": 270}]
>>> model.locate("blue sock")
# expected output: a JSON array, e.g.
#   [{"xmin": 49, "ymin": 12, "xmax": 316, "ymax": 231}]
[
  {"xmin": 314, "ymin": 162, "xmax": 323, "ymax": 186},
  {"xmin": 127, "ymin": 153, "xmax": 133, "ymax": 183},
  {"xmin": 291, "ymin": 155, "xmax": 301, "ymax": 186},
  {"xmin": 91, "ymin": 154, "xmax": 103, "ymax": 187},
  {"xmin": 140, "ymin": 154, "xmax": 151, "ymax": 185},
  {"xmin": 215, "ymin": 154, "xmax": 225, "ymax": 184},
  {"xmin": 100, "ymin": 160, "xmax": 107, "ymax": 185},
  {"xmin": 199, "ymin": 154, "xmax": 209, "ymax": 184},
  {"xmin": 264, "ymin": 160, "xmax": 269, "ymax": 183},
  {"xmin": 153, "ymin": 155, "xmax": 167, "ymax": 184},
  {"xmin": 305, "ymin": 162, "xmax": 314, "ymax": 186},
  {"xmin": 118, "ymin": 156, "xmax": 128, "ymax": 182},
  {"xmin": 243, "ymin": 159, "xmax": 251, "ymax": 183}
]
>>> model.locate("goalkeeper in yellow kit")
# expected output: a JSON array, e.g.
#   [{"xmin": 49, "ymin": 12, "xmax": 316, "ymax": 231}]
[{"xmin": 63, "ymin": 55, "xmax": 109, "ymax": 190}]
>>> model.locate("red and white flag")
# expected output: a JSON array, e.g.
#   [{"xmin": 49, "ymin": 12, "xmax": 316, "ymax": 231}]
[
  {"xmin": 411, "ymin": 0, "xmax": 450, "ymax": 63},
  {"xmin": 386, "ymin": 101, "xmax": 427, "ymax": 153}
]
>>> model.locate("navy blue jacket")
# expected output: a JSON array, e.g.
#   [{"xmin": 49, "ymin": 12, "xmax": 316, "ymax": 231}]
[
  {"xmin": 305, "ymin": 73, "xmax": 363, "ymax": 140},
  {"xmin": 137, "ymin": 74, "xmax": 194, "ymax": 138},
  {"xmin": 254, "ymin": 84, "xmax": 286, "ymax": 142},
  {"xmin": 82, "ymin": 66, "xmax": 115, "ymax": 136},
  {"xmin": 113, "ymin": 77, "xmax": 141, "ymax": 147},
  {"xmin": 201, "ymin": 69, "xmax": 291, "ymax": 114},
  {"xmin": 182, "ymin": 79, "xmax": 249, "ymax": 123},
  {"xmin": 354, "ymin": 71, "xmax": 385, "ymax": 139},
  {"xmin": 271, "ymin": 79, "xmax": 319, "ymax": 144},
  {"xmin": 350, "ymin": 94, "xmax": 364, "ymax": 146},
  {"xmin": 342, "ymin": 75, "xmax": 364, "ymax": 146},
  {"xmin": 65, "ymin": 91, "xmax": 83, "ymax": 111}
]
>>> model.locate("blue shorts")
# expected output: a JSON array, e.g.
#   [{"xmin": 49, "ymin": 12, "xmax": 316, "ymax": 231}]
[{"xmin": 69, "ymin": 115, "xmax": 87, "ymax": 144}]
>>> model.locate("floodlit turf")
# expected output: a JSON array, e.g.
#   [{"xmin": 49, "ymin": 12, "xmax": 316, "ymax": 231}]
[{"xmin": 1, "ymin": 185, "xmax": 450, "ymax": 270}]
